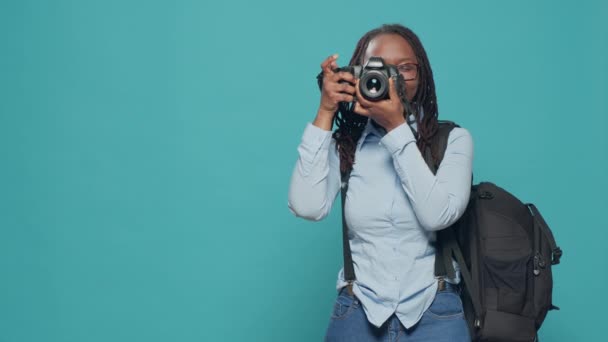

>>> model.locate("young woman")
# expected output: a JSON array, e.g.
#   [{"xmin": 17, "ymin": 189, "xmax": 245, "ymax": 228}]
[{"xmin": 288, "ymin": 23, "xmax": 473, "ymax": 341}]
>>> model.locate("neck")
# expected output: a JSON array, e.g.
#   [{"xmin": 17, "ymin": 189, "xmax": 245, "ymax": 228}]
[{"xmin": 370, "ymin": 119, "xmax": 387, "ymax": 135}]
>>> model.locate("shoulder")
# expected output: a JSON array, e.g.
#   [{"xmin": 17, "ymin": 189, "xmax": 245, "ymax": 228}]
[
  {"xmin": 447, "ymin": 126, "xmax": 472, "ymax": 139},
  {"xmin": 438, "ymin": 121, "xmax": 472, "ymax": 142},
  {"xmin": 445, "ymin": 125, "xmax": 473, "ymax": 152}
]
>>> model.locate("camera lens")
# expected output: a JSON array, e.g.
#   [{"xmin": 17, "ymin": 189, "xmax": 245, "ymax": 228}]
[
  {"xmin": 359, "ymin": 70, "xmax": 388, "ymax": 101},
  {"xmin": 366, "ymin": 78, "xmax": 381, "ymax": 94}
]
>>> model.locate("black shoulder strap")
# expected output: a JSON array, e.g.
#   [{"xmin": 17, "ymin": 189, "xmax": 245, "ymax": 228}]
[
  {"xmin": 425, "ymin": 120, "xmax": 459, "ymax": 173},
  {"xmin": 427, "ymin": 121, "xmax": 482, "ymax": 324},
  {"xmin": 340, "ymin": 169, "xmax": 356, "ymax": 282},
  {"xmin": 444, "ymin": 224, "xmax": 483, "ymax": 319},
  {"xmin": 429, "ymin": 121, "xmax": 459, "ymax": 278},
  {"xmin": 526, "ymin": 203, "xmax": 563, "ymax": 265}
]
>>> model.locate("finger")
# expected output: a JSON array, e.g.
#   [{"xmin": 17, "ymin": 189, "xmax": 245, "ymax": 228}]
[
  {"xmin": 337, "ymin": 83, "xmax": 356, "ymax": 95},
  {"xmin": 330, "ymin": 59, "xmax": 338, "ymax": 71},
  {"xmin": 320, "ymin": 54, "xmax": 338, "ymax": 70},
  {"xmin": 329, "ymin": 54, "xmax": 339, "ymax": 72},
  {"xmin": 336, "ymin": 94, "xmax": 355, "ymax": 103},
  {"xmin": 353, "ymin": 101, "xmax": 371, "ymax": 116},
  {"xmin": 323, "ymin": 54, "xmax": 339, "ymax": 74},
  {"xmin": 336, "ymin": 71, "xmax": 356, "ymax": 84}
]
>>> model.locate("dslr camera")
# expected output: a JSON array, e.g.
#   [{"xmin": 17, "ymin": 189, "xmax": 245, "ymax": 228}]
[{"xmin": 317, "ymin": 56, "xmax": 407, "ymax": 103}]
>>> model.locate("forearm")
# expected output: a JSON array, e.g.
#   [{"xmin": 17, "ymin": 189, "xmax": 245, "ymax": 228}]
[
  {"xmin": 287, "ymin": 121, "xmax": 341, "ymax": 221},
  {"xmin": 380, "ymin": 122, "xmax": 474, "ymax": 231},
  {"xmin": 313, "ymin": 110, "xmax": 334, "ymax": 131}
]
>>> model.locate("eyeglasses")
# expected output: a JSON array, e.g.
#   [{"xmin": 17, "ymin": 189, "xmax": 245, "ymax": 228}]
[{"xmin": 396, "ymin": 63, "xmax": 419, "ymax": 81}]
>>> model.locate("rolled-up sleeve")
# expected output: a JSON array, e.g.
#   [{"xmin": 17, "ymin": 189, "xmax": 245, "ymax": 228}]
[
  {"xmin": 380, "ymin": 122, "xmax": 473, "ymax": 231},
  {"xmin": 287, "ymin": 122, "xmax": 342, "ymax": 221}
]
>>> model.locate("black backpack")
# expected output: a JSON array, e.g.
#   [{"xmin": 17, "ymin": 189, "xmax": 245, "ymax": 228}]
[{"xmin": 339, "ymin": 120, "xmax": 562, "ymax": 342}]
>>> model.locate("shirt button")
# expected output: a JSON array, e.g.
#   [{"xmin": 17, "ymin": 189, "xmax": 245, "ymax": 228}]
[{"xmin": 393, "ymin": 247, "xmax": 397, "ymax": 252}]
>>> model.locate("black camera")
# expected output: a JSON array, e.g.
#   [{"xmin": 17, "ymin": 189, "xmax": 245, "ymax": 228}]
[
  {"xmin": 317, "ymin": 56, "xmax": 406, "ymax": 103},
  {"xmin": 338, "ymin": 56, "xmax": 404, "ymax": 102}
]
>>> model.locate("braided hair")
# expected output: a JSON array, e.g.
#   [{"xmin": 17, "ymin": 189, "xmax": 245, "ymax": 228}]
[{"xmin": 332, "ymin": 24, "xmax": 440, "ymax": 176}]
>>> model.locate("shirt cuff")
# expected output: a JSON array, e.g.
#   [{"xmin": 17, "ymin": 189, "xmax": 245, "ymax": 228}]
[
  {"xmin": 380, "ymin": 121, "xmax": 416, "ymax": 154},
  {"xmin": 302, "ymin": 122, "xmax": 333, "ymax": 150}
]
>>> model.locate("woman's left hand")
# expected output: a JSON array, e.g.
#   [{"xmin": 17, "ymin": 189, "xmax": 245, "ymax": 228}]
[{"xmin": 353, "ymin": 77, "xmax": 406, "ymax": 132}]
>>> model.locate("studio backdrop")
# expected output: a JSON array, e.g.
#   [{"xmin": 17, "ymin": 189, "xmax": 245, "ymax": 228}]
[{"xmin": 1, "ymin": 0, "xmax": 606, "ymax": 341}]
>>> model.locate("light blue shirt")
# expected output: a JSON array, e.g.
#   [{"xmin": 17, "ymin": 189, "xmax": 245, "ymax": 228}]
[{"xmin": 287, "ymin": 113, "xmax": 473, "ymax": 329}]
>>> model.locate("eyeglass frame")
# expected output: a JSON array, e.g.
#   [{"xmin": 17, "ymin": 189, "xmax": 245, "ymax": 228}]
[{"xmin": 395, "ymin": 63, "xmax": 419, "ymax": 81}]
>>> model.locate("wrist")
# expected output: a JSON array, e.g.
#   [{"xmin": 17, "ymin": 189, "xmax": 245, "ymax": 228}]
[
  {"xmin": 317, "ymin": 107, "xmax": 336, "ymax": 118},
  {"xmin": 385, "ymin": 116, "xmax": 406, "ymax": 132},
  {"xmin": 313, "ymin": 110, "xmax": 334, "ymax": 131}
]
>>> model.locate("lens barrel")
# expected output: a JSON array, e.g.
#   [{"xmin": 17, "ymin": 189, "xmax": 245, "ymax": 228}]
[{"xmin": 359, "ymin": 70, "xmax": 389, "ymax": 102}]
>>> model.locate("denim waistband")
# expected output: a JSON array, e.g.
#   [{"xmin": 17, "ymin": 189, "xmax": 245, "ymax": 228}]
[{"xmin": 338, "ymin": 279, "xmax": 462, "ymax": 299}]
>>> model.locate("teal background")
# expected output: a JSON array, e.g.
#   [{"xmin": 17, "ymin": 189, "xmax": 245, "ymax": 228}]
[{"xmin": 1, "ymin": 0, "xmax": 606, "ymax": 341}]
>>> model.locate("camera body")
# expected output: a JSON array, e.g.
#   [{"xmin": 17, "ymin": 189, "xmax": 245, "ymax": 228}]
[{"xmin": 335, "ymin": 56, "xmax": 404, "ymax": 102}]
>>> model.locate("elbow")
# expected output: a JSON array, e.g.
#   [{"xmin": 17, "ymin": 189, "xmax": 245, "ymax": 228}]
[
  {"xmin": 417, "ymin": 197, "xmax": 467, "ymax": 232},
  {"xmin": 419, "ymin": 216, "xmax": 453, "ymax": 232},
  {"xmin": 287, "ymin": 196, "xmax": 330, "ymax": 222}
]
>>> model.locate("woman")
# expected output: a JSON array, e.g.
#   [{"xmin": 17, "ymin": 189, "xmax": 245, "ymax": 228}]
[{"xmin": 288, "ymin": 23, "xmax": 473, "ymax": 342}]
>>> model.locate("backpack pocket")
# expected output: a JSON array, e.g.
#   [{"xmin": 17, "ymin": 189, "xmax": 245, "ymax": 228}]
[
  {"xmin": 482, "ymin": 218, "xmax": 533, "ymax": 317},
  {"xmin": 482, "ymin": 310, "xmax": 536, "ymax": 341}
]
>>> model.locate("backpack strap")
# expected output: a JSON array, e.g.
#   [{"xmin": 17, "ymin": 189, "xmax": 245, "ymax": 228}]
[
  {"xmin": 424, "ymin": 121, "xmax": 484, "ymax": 327},
  {"xmin": 443, "ymin": 224, "xmax": 483, "ymax": 323},
  {"xmin": 425, "ymin": 120, "xmax": 458, "ymax": 173},
  {"xmin": 428, "ymin": 121, "xmax": 459, "ymax": 278},
  {"xmin": 340, "ymin": 168, "xmax": 356, "ymax": 289},
  {"xmin": 526, "ymin": 203, "xmax": 563, "ymax": 265},
  {"xmin": 338, "ymin": 119, "xmax": 422, "ymax": 289}
]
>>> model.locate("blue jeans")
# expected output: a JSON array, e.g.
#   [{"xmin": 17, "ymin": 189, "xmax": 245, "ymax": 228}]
[{"xmin": 324, "ymin": 282, "xmax": 471, "ymax": 342}]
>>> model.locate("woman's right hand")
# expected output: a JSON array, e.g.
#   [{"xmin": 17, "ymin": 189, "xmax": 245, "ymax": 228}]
[{"xmin": 318, "ymin": 54, "xmax": 357, "ymax": 117}]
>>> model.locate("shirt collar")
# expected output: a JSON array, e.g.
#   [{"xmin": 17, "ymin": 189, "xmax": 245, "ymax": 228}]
[
  {"xmin": 361, "ymin": 118, "xmax": 385, "ymax": 140},
  {"xmin": 358, "ymin": 106, "xmax": 424, "ymax": 145}
]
